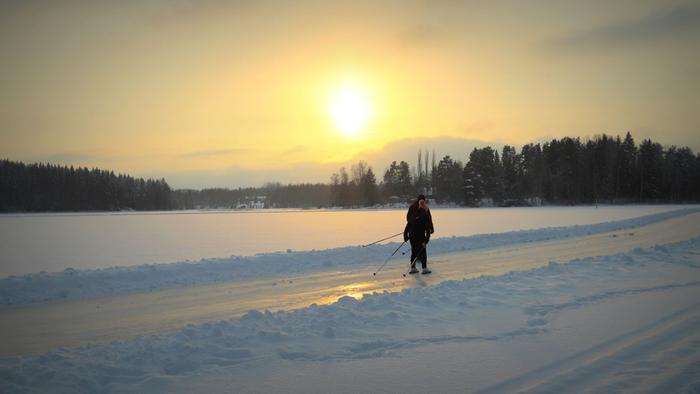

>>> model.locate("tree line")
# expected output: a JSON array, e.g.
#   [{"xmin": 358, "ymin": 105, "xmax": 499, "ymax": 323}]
[
  {"xmin": 2, "ymin": 133, "xmax": 698, "ymax": 212},
  {"xmin": 437, "ymin": 133, "xmax": 700, "ymax": 206},
  {"xmin": 0, "ymin": 160, "xmax": 172, "ymax": 212},
  {"xmin": 174, "ymin": 133, "xmax": 700, "ymax": 208}
]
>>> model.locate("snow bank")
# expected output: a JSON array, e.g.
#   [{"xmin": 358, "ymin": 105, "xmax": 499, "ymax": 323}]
[
  {"xmin": 2, "ymin": 236, "xmax": 700, "ymax": 393},
  {"xmin": 0, "ymin": 208, "xmax": 697, "ymax": 307}
]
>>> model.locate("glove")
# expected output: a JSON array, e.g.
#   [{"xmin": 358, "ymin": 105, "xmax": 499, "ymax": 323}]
[{"xmin": 425, "ymin": 236, "xmax": 430, "ymax": 244}]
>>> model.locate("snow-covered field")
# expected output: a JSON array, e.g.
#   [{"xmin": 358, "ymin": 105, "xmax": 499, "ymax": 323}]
[{"xmin": 1, "ymin": 207, "xmax": 700, "ymax": 393}]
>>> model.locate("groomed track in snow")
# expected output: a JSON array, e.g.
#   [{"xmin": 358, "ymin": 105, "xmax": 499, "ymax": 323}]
[{"xmin": 1, "ymin": 210, "xmax": 699, "ymax": 393}]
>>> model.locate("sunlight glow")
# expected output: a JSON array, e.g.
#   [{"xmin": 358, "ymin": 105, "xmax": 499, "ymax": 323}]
[{"xmin": 328, "ymin": 84, "xmax": 372, "ymax": 137}]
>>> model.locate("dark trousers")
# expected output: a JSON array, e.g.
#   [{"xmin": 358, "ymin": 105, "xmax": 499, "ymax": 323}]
[{"xmin": 409, "ymin": 238, "xmax": 427, "ymax": 269}]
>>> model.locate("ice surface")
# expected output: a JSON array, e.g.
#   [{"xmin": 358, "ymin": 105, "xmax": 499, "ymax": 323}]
[{"xmin": 0, "ymin": 205, "xmax": 688, "ymax": 276}]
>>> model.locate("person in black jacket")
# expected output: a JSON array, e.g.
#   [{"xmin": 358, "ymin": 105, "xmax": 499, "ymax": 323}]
[{"xmin": 404, "ymin": 194, "xmax": 434, "ymax": 274}]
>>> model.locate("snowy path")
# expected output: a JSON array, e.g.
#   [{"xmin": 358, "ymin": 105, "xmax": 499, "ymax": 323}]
[{"xmin": 2, "ymin": 211, "xmax": 699, "ymax": 357}]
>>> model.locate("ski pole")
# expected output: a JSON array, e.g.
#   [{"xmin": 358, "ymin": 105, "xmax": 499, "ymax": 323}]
[
  {"xmin": 362, "ymin": 232, "xmax": 404, "ymax": 248},
  {"xmin": 372, "ymin": 241, "xmax": 407, "ymax": 276}
]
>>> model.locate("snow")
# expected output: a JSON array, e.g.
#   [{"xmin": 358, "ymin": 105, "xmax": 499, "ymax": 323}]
[
  {"xmin": 0, "ymin": 205, "xmax": 687, "ymax": 276},
  {"xmin": 2, "ymin": 233, "xmax": 700, "ymax": 392},
  {"xmin": 1, "ymin": 208, "xmax": 699, "ymax": 393},
  {"xmin": 1, "ymin": 207, "xmax": 697, "ymax": 307}
]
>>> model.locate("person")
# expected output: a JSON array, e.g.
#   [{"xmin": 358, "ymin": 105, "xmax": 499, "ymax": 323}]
[{"xmin": 404, "ymin": 194, "xmax": 434, "ymax": 274}]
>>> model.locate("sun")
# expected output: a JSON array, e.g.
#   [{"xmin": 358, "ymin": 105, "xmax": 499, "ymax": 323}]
[{"xmin": 328, "ymin": 84, "xmax": 372, "ymax": 137}]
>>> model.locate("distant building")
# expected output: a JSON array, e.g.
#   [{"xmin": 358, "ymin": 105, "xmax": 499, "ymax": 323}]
[{"xmin": 236, "ymin": 196, "xmax": 267, "ymax": 209}]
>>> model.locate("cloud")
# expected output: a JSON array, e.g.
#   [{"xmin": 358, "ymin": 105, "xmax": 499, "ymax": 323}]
[
  {"xmin": 546, "ymin": 2, "xmax": 700, "ymax": 52},
  {"xmin": 459, "ymin": 120, "xmax": 494, "ymax": 137},
  {"xmin": 280, "ymin": 145, "xmax": 308, "ymax": 156},
  {"xmin": 179, "ymin": 148, "xmax": 248, "ymax": 159},
  {"xmin": 159, "ymin": 136, "xmax": 506, "ymax": 188},
  {"xmin": 397, "ymin": 24, "xmax": 449, "ymax": 49},
  {"xmin": 44, "ymin": 152, "xmax": 98, "ymax": 164},
  {"xmin": 157, "ymin": 162, "xmax": 340, "ymax": 189},
  {"xmin": 35, "ymin": 151, "xmax": 157, "ymax": 170},
  {"xmin": 39, "ymin": 150, "xmax": 132, "ymax": 166},
  {"xmin": 144, "ymin": 0, "xmax": 252, "ymax": 24},
  {"xmin": 136, "ymin": 0, "xmax": 263, "ymax": 35}
]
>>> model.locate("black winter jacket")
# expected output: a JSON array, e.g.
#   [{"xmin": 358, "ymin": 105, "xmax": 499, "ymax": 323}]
[{"xmin": 404, "ymin": 203, "xmax": 434, "ymax": 242}]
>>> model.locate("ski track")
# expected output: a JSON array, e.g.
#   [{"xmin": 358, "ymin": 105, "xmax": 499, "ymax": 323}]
[
  {"xmin": 1, "ymin": 208, "xmax": 697, "ymax": 307},
  {"xmin": 480, "ymin": 303, "xmax": 700, "ymax": 394},
  {"xmin": 2, "ymin": 234, "xmax": 700, "ymax": 393}
]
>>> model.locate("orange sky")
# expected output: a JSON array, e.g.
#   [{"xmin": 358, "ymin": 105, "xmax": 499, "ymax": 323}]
[{"xmin": 1, "ymin": 0, "xmax": 699, "ymax": 188}]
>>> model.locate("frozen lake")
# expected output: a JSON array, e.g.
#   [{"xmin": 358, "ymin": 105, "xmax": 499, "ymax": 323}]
[{"xmin": 0, "ymin": 205, "xmax": 692, "ymax": 277}]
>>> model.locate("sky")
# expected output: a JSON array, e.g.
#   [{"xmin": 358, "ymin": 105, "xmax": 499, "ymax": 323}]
[{"xmin": 1, "ymin": 0, "xmax": 699, "ymax": 188}]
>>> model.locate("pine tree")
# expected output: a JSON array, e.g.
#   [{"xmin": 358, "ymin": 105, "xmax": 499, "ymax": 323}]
[
  {"xmin": 618, "ymin": 132, "xmax": 637, "ymax": 199},
  {"xmin": 361, "ymin": 167, "xmax": 379, "ymax": 206},
  {"xmin": 638, "ymin": 139, "xmax": 663, "ymax": 200},
  {"xmin": 433, "ymin": 155, "xmax": 463, "ymax": 203},
  {"xmin": 462, "ymin": 160, "xmax": 481, "ymax": 206},
  {"xmin": 501, "ymin": 145, "xmax": 522, "ymax": 201}
]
